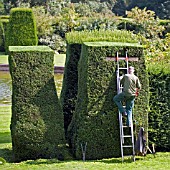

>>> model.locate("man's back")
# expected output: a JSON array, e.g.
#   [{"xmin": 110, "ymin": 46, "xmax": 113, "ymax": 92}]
[{"xmin": 121, "ymin": 74, "xmax": 141, "ymax": 97}]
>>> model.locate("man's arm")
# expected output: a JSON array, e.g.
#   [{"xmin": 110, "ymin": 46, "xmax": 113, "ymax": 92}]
[
  {"xmin": 136, "ymin": 77, "xmax": 141, "ymax": 90},
  {"xmin": 136, "ymin": 77, "xmax": 141, "ymax": 96},
  {"xmin": 120, "ymin": 75, "xmax": 125, "ymax": 85}
]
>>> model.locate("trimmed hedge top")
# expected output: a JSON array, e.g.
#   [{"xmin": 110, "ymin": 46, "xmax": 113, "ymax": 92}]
[
  {"xmin": 9, "ymin": 46, "xmax": 54, "ymax": 52},
  {"xmin": 66, "ymin": 30, "xmax": 140, "ymax": 44},
  {"xmin": 5, "ymin": 8, "xmax": 38, "ymax": 53},
  {"xmin": 83, "ymin": 41, "xmax": 143, "ymax": 47}
]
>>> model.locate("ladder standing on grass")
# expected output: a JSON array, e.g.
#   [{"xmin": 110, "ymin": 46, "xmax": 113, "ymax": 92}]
[{"xmin": 114, "ymin": 51, "xmax": 139, "ymax": 162}]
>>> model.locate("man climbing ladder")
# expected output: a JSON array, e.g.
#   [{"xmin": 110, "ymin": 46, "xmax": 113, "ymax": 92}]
[
  {"xmin": 113, "ymin": 66, "xmax": 141, "ymax": 127},
  {"xmin": 113, "ymin": 52, "xmax": 142, "ymax": 162}
]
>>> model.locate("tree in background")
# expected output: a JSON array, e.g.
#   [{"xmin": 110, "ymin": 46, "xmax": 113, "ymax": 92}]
[
  {"xmin": 126, "ymin": 7, "xmax": 166, "ymax": 61},
  {"xmin": 127, "ymin": 0, "xmax": 170, "ymax": 19}
]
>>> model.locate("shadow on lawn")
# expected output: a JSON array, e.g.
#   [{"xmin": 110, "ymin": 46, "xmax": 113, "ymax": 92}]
[
  {"xmin": 26, "ymin": 159, "xmax": 69, "ymax": 165},
  {"xmin": 0, "ymin": 132, "xmax": 11, "ymax": 143},
  {"xmin": 26, "ymin": 156, "xmax": 144, "ymax": 165},
  {"xmin": 98, "ymin": 157, "xmax": 143, "ymax": 164},
  {"xmin": 0, "ymin": 148, "xmax": 13, "ymax": 163}
]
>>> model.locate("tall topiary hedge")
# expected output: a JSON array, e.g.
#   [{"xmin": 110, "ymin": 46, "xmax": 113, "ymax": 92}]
[
  {"xmin": 65, "ymin": 41, "xmax": 149, "ymax": 159},
  {"xmin": 9, "ymin": 46, "xmax": 66, "ymax": 162},
  {"xmin": 61, "ymin": 30, "xmax": 141, "ymax": 135},
  {"xmin": 148, "ymin": 58, "xmax": 170, "ymax": 151},
  {"xmin": 5, "ymin": 8, "xmax": 38, "ymax": 53}
]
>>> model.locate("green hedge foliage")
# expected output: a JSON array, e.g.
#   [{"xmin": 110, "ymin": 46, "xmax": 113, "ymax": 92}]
[
  {"xmin": 0, "ymin": 21, "xmax": 4, "ymax": 51},
  {"xmin": 61, "ymin": 30, "xmax": 141, "ymax": 135},
  {"xmin": 148, "ymin": 60, "xmax": 170, "ymax": 151},
  {"xmin": 0, "ymin": 16, "xmax": 9, "ymax": 52},
  {"xmin": 66, "ymin": 30, "xmax": 140, "ymax": 44},
  {"xmin": 9, "ymin": 46, "xmax": 66, "ymax": 162},
  {"xmin": 64, "ymin": 41, "xmax": 149, "ymax": 160},
  {"xmin": 5, "ymin": 8, "xmax": 38, "ymax": 53}
]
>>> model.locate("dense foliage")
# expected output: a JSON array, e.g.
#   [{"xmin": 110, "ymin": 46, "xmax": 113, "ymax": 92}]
[
  {"xmin": 147, "ymin": 54, "xmax": 170, "ymax": 151},
  {"xmin": 1, "ymin": 0, "xmax": 169, "ymax": 20},
  {"xmin": 9, "ymin": 46, "xmax": 66, "ymax": 162},
  {"xmin": 0, "ymin": 20, "xmax": 4, "ymax": 51},
  {"xmin": 66, "ymin": 41, "xmax": 148, "ymax": 159},
  {"xmin": 5, "ymin": 8, "xmax": 38, "ymax": 53},
  {"xmin": 0, "ymin": 1, "xmax": 169, "ymax": 55},
  {"xmin": 66, "ymin": 30, "xmax": 140, "ymax": 44},
  {"xmin": 61, "ymin": 30, "xmax": 140, "ymax": 134},
  {"xmin": 148, "ymin": 72, "xmax": 170, "ymax": 151},
  {"xmin": 0, "ymin": 0, "xmax": 169, "ymax": 156},
  {"xmin": 61, "ymin": 29, "xmax": 149, "ymax": 159}
]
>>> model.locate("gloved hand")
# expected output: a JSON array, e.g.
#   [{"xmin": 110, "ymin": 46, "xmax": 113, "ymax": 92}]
[{"xmin": 136, "ymin": 88, "xmax": 139, "ymax": 97}]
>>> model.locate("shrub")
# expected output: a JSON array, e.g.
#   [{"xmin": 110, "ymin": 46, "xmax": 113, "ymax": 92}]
[
  {"xmin": 148, "ymin": 57, "xmax": 170, "ymax": 151},
  {"xmin": 61, "ymin": 30, "xmax": 142, "ymax": 135},
  {"xmin": 9, "ymin": 46, "xmax": 66, "ymax": 162},
  {"xmin": 5, "ymin": 8, "xmax": 38, "ymax": 53},
  {"xmin": 62, "ymin": 32, "xmax": 149, "ymax": 159}
]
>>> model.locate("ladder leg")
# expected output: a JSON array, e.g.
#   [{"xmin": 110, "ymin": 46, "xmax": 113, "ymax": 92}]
[
  {"xmin": 116, "ymin": 51, "xmax": 135, "ymax": 162},
  {"xmin": 119, "ymin": 111, "xmax": 124, "ymax": 162}
]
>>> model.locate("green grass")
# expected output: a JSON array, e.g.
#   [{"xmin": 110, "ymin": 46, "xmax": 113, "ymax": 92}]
[
  {"xmin": 0, "ymin": 52, "xmax": 66, "ymax": 67},
  {"xmin": 0, "ymin": 52, "xmax": 8, "ymax": 64},
  {"xmin": 0, "ymin": 105, "xmax": 170, "ymax": 169},
  {"xmin": 54, "ymin": 53, "xmax": 66, "ymax": 67}
]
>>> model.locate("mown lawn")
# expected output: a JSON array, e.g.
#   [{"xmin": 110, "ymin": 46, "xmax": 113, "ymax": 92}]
[
  {"xmin": 0, "ymin": 52, "xmax": 8, "ymax": 64},
  {"xmin": 0, "ymin": 105, "xmax": 170, "ymax": 170}
]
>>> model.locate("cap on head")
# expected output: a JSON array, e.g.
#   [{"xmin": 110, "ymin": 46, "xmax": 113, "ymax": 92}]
[
  {"xmin": 129, "ymin": 66, "xmax": 135, "ymax": 70},
  {"xmin": 128, "ymin": 66, "xmax": 134, "ymax": 72}
]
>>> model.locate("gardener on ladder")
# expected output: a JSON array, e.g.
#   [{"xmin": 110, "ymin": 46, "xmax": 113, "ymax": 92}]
[{"xmin": 113, "ymin": 66, "xmax": 141, "ymax": 127}]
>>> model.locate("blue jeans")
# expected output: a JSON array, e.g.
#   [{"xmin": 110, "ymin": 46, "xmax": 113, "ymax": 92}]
[{"xmin": 113, "ymin": 92, "xmax": 135, "ymax": 126}]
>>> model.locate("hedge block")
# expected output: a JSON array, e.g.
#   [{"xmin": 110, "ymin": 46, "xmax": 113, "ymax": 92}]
[
  {"xmin": 68, "ymin": 42, "xmax": 149, "ymax": 159},
  {"xmin": 62, "ymin": 30, "xmax": 140, "ymax": 136},
  {"xmin": 148, "ymin": 72, "xmax": 170, "ymax": 151},
  {"xmin": 9, "ymin": 46, "xmax": 65, "ymax": 162},
  {"xmin": 5, "ymin": 8, "xmax": 38, "ymax": 53}
]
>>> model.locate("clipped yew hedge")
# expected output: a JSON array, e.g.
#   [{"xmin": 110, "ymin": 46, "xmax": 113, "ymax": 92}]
[
  {"xmin": 5, "ymin": 8, "xmax": 38, "ymax": 53},
  {"xmin": 9, "ymin": 46, "xmax": 66, "ymax": 162},
  {"xmin": 62, "ymin": 32, "xmax": 149, "ymax": 159},
  {"xmin": 148, "ymin": 58, "xmax": 170, "ymax": 151},
  {"xmin": 61, "ymin": 30, "xmax": 141, "ymax": 135}
]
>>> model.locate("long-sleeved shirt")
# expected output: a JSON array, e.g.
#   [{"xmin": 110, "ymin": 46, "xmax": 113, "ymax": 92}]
[{"xmin": 120, "ymin": 73, "xmax": 141, "ymax": 97}]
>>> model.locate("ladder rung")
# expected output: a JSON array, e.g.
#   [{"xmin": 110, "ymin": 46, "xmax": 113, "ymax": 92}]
[
  {"xmin": 123, "ymin": 145, "xmax": 133, "ymax": 148},
  {"xmin": 122, "ymin": 125, "xmax": 129, "ymax": 128},
  {"xmin": 118, "ymin": 68, "xmax": 128, "ymax": 70},
  {"xmin": 123, "ymin": 135, "xmax": 132, "ymax": 138}
]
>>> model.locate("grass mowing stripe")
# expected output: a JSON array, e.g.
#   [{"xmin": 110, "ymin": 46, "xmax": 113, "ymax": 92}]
[
  {"xmin": 0, "ymin": 132, "xmax": 11, "ymax": 143},
  {"xmin": 0, "ymin": 105, "xmax": 11, "ymax": 133}
]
